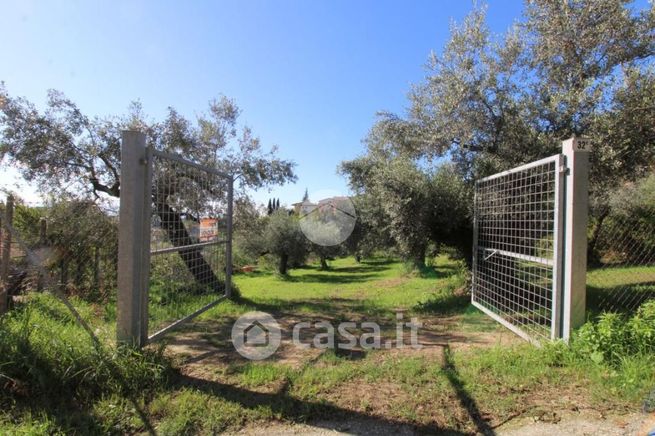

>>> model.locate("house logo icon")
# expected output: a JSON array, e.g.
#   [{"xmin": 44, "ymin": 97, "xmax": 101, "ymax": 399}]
[
  {"xmin": 244, "ymin": 320, "xmax": 269, "ymax": 347},
  {"xmin": 231, "ymin": 311, "xmax": 281, "ymax": 360}
]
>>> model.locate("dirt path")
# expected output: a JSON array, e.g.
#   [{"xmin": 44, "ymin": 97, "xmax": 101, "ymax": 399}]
[
  {"xmin": 223, "ymin": 412, "xmax": 655, "ymax": 435},
  {"xmin": 498, "ymin": 411, "xmax": 655, "ymax": 436},
  {"xmin": 162, "ymin": 308, "xmax": 648, "ymax": 435},
  {"xmin": 165, "ymin": 311, "xmax": 520, "ymax": 377}
]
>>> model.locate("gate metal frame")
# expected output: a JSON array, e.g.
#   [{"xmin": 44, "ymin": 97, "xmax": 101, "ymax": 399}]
[
  {"xmin": 471, "ymin": 154, "xmax": 565, "ymax": 343},
  {"xmin": 471, "ymin": 137, "xmax": 591, "ymax": 344},
  {"xmin": 117, "ymin": 131, "xmax": 233, "ymax": 347}
]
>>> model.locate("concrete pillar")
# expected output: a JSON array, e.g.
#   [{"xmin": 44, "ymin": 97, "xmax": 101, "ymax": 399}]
[
  {"xmin": 117, "ymin": 131, "xmax": 151, "ymax": 347},
  {"xmin": 561, "ymin": 137, "xmax": 591, "ymax": 341}
]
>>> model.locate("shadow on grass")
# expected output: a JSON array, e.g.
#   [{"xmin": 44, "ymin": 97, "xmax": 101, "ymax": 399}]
[
  {"xmin": 236, "ymin": 296, "xmax": 394, "ymax": 323},
  {"xmin": 238, "ymin": 262, "xmax": 392, "ymax": 284},
  {"xmin": 175, "ymin": 372, "xmax": 470, "ymax": 435},
  {"xmin": 416, "ymin": 263, "xmax": 460, "ymax": 280},
  {"xmin": 171, "ymin": 341, "xmax": 496, "ymax": 434},
  {"xmin": 442, "ymin": 345, "xmax": 496, "ymax": 435},
  {"xmin": 586, "ymin": 281, "xmax": 655, "ymax": 318},
  {"xmin": 328, "ymin": 264, "xmax": 390, "ymax": 274},
  {"xmin": 279, "ymin": 261, "xmax": 393, "ymax": 283},
  {"xmin": 2, "ymin": 344, "xmax": 158, "ymax": 435},
  {"xmin": 414, "ymin": 291, "xmax": 471, "ymax": 316},
  {"xmin": 280, "ymin": 272, "xmax": 381, "ymax": 284},
  {"xmin": 1, "ymin": 299, "xmax": 159, "ymax": 435},
  {"xmin": 360, "ymin": 258, "xmax": 397, "ymax": 266},
  {"xmin": 2, "ymin": 337, "xmax": 107, "ymax": 434}
]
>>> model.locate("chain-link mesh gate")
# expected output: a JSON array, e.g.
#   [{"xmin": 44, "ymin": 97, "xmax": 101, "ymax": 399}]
[{"xmin": 472, "ymin": 155, "xmax": 565, "ymax": 343}]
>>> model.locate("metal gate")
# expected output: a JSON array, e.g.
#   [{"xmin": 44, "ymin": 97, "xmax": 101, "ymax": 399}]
[
  {"xmin": 117, "ymin": 131, "xmax": 233, "ymax": 347},
  {"xmin": 472, "ymin": 154, "xmax": 565, "ymax": 343},
  {"xmin": 145, "ymin": 148, "xmax": 233, "ymax": 342}
]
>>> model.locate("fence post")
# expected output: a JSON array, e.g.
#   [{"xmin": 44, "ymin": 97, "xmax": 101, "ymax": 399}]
[
  {"xmin": 561, "ymin": 137, "xmax": 591, "ymax": 341},
  {"xmin": 117, "ymin": 131, "xmax": 151, "ymax": 347},
  {"xmin": 39, "ymin": 217, "xmax": 47, "ymax": 245},
  {"xmin": 0, "ymin": 216, "xmax": 2, "ymax": 303},
  {"xmin": 225, "ymin": 177, "xmax": 234, "ymax": 298},
  {"xmin": 1, "ymin": 194, "xmax": 14, "ymax": 314},
  {"xmin": 36, "ymin": 217, "xmax": 47, "ymax": 292}
]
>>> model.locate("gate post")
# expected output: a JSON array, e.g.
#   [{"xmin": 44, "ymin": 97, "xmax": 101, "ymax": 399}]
[
  {"xmin": 561, "ymin": 137, "xmax": 591, "ymax": 341},
  {"xmin": 117, "ymin": 131, "xmax": 151, "ymax": 347},
  {"xmin": 225, "ymin": 177, "xmax": 234, "ymax": 298}
]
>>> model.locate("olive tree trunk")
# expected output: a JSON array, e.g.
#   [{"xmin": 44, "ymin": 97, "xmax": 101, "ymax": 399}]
[
  {"xmin": 278, "ymin": 253, "xmax": 289, "ymax": 275},
  {"xmin": 155, "ymin": 201, "xmax": 223, "ymax": 292}
]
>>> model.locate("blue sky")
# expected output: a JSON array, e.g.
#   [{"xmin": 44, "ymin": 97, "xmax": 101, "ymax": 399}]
[{"xmin": 1, "ymin": 0, "xmax": 525, "ymax": 206}]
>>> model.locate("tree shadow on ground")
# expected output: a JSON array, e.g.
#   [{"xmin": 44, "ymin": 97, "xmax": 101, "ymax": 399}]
[
  {"xmin": 360, "ymin": 258, "xmax": 397, "ymax": 266},
  {"xmin": 169, "ymin": 339, "xmax": 497, "ymax": 435},
  {"xmin": 236, "ymin": 296, "xmax": 395, "ymax": 323},
  {"xmin": 414, "ymin": 291, "xmax": 470, "ymax": 316},
  {"xmin": 586, "ymin": 281, "xmax": 655, "ymax": 318},
  {"xmin": 175, "ymin": 371, "xmax": 471, "ymax": 435},
  {"xmin": 1, "ymin": 322, "xmax": 158, "ymax": 435},
  {"xmin": 416, "ymin": 264, "xmax": 460, "ymax": 280},
  {"xmin": 3, "ymin": 344, "xmax": 108, "ymax": 435},
  {"xmin": 442, "ymin": 344, "xmax": 496, "ymax": 435},
  {"xmin": 280, "ymin": 272, "xmax": 381, "ymax": 284},
  {"xmin": 234, "ymin": 263, "xmax": 389, "ymax": 280},
  {"xmin": 8, "ymin": 401, "xmax": 107, "ymax": 435},
  {"xmin": 327, "ymin": 264, "xmax": 390, "ymax": 274}
]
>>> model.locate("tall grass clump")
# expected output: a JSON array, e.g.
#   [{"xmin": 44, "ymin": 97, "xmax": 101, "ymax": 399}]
[
  {"xmin": 0, "ymin": 293, "xmax": 173, "ymax": 425},
  {"xmin": 554, "ymin": 299, "xmax": 655, "ymax": 404},
  {"xmin": 573, "ymin": 300, "xmax": 655, "ymax": 365}
]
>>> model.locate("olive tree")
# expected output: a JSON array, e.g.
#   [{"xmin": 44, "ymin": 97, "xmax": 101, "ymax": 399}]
[
  {"xmin": 341, "ymin": 126, "xmax": 471, "ymax": 267},
  {"xmin": 343, "ymin": 194, "xmax": 394, "ymax": 262},
  {"xmin": 352, "ymin": 0, "xmax": 654, "ymax": 267},
  {"xmin": 262, "ymin": 210, "xmax": 309, "ymax": 275},
  {"xmin": 377, "ymin": 1, "xmax": 654, "ymax": 185},
  {"xmin": 0, "ymin": 86, "xmax": 296, "ymax": 289}
]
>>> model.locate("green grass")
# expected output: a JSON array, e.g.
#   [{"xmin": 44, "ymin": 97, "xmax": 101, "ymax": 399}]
[
  {"xmin": 234, "ymin": 362, "xmax": 292, "ymax": 388},
  {"xmin": 1, "ymin": 256, "xmax": 654, "ymax": 434},
  {"xmin": 236, "ymin": 256, "xmax": 464, "ymax": 306},
  {"xmin": 587, "ymin": 264, "xmax": 655, "ymax": 317},
  {"xmin": 141, "ymin": 255, "xmax": 478, "ymax": 338},
  {"xmin": 0, "ymin": 293, "xmax": 172, "ymax": 434},
  {"xmin": 185, "ymin": 255, "xmax": 475, "ymax": 322}
]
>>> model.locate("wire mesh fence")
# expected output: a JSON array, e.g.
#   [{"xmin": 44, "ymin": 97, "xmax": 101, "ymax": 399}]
[
  {"xmin": 472, "ymin": 155, "xmax": 563, "ymax": 342},
  {"xmin": 1, "ymin": 134, "xmax": 234, "ymax": 349},
  {"xmin": 147, "ymin": 149, "xmax": 233, "ymax": 340},
  {"xmin": 586, "ymin": 198, "xmax": 655, "ymax": 316},
  {"xmin": 0, "ymin": 193, "xmax": 119, "ymax": 340}
]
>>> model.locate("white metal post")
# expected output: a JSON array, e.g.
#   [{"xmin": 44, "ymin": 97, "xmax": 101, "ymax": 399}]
[
  {"xmin": 470, "ymin": 188, "xmax": 479, "ymax": 302},
  {"xmin": 551, "ymin": 154, "xmax": 565, "ymax": 340},
  {"xmin": 141, "ymin": 145, "xmax": 153, "ymax": 340},
  {"xmin": 117, "ymin": 131, "xmax": 151, "ymax": 347},
  {"xmin": 561, "ymin": 136, "xmax": 591, "ymax": 341}
]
